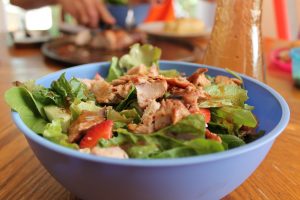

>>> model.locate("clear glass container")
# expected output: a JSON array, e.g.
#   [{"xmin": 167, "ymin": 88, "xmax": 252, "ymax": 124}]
[{"xmin": 202, "ymin": 0, "xmax": 265, "ymax": 82}]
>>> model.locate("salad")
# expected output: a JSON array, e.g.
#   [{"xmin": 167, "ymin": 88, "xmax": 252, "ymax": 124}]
[{"xmin": 5, "ymin": 44, "xmax": 263, "ymax": 159}]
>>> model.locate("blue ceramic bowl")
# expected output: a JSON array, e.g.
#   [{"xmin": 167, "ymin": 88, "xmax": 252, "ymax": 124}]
[
  {"xmin": 12, "ymin": 61, "xmax": 290, "ymax": 200},
  {"xmin": 107, "ymin": 4, "xmax": 150, "ymax": 27}
]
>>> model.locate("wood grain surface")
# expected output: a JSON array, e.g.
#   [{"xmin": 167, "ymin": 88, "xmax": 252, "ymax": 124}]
[{"xmin": 0, "ymin": 33, "xmax": 299, "ymax": 200}]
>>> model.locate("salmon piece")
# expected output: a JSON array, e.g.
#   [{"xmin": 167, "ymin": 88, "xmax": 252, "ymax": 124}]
[
  {"xmin": 154, "ymin": 99, "xmax": 190, "ymax": 130},
  {"xmin": 188, "ymin": 68, "xmax": 211, "ymax": 87},
  {"xmin": 136, "ymin": 80, "xmax": 168, "ymax": 108},
  {"xmin": 215, "ymin": 75, "xmax": 243, "ymax": 86},
  {"xmin": 68, "ymin": 111, "xmax": 105, "ymax": 143}
]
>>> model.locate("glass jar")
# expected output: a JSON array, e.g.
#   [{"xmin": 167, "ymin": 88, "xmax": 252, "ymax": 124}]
[{"xmin": 202, "ymin": 0, "xmax": 265, "ymax": 82}]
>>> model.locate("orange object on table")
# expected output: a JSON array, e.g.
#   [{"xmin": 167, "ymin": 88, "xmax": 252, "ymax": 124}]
[{"xmin": 144, "ymin": 0, "xmax": 175, "ymax": 22}]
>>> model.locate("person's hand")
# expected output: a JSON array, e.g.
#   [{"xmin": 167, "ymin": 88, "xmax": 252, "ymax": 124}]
[
  {"xmin": 57, "ymin": 0, "xmax": 116, "ymax": 28},
  {"xmin": 130, "ymin": 0, "xmax": 165, "ymax": 5}
]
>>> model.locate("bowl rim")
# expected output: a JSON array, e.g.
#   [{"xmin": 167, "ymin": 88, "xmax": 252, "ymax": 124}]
[{"xmin": 11, "ymin": 61, "xmax": 290, "ymax": 167}]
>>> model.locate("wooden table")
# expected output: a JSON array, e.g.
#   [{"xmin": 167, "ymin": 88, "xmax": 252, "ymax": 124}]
[{"xmin": 0, "ymin": 34, "xmax": 299, "ymax": 200}]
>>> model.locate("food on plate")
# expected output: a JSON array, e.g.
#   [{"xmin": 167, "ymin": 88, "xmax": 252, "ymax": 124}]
[
  {"xmin": 276, "ymin": 40, "xmax": 300, "ymax": 62},
  {"xmin": 5, "ymin": 44, "xmax": 264, "ymax": 159},
  {"xmin": 277, "ymin": 49, "xmax": 290, "ymax": 62},
  {"xmin": 163, "ymin": 18, "xmax": 205, "ymax": 34},
  {"xmin": 74, "ymin": 29, "xmax": 145, "ymax": 50}
]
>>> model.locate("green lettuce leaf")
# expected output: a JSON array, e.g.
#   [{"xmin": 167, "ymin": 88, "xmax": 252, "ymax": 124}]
[
  {"xmin": 120, "ymin": 109, "xmax": 141, "ymax": 123},
  {"xmin": 224, "ymin": 69, "xmax": 245, "ymax": 88},
  {"xmin": 5, "ymin": 87, "xmax": 48, "ymax": 134},
  {"xmin": 70, "ymin": 100, "xmax": 100, "ymax": 120},
  {"xmin": 107, "ymin": 109, "xmax": 132, "ymax": 123},
  {"xmin": 43, "ymin": 119, "xmax": 78, "ymax": 149},
  {"xmin": 23, "ymin": 80, "xmax": 62, "ymax": 108},
  {"xmin": 207, "ymin": 121, "xmax": 233, "ymax": 135},
  {"xmin": 203, "ymin": 84, "xmax": 248, "ymax": 107},
  {"xmin": 159, "ymin": 69, "xmax": 180, "ymax": 78},
  {"xmin": 107, "ymin": 108, "xmax": 140, "ymax": 124},
  {"xmin": 99, "ymin": 132, "xmax": 128, "ymax": 147},
  {"xmin": 184, "ymin": 138, "xmax": 224, "ymax": 154},
  {"xmin": 115, "ymin": 86, "xmax": 137, "ymax": 112},
  {"xmin": 99, "ymin": 114, "xmax": 208, "ymax": 158},
  {"xmin": 110, "ymin": 128, "xmax": 139, "ymax": 145},
  {"xmin": 127, "ymin": 144, "xmax": 160, "ymax": 158},
  {"xmin": 151, "ymin": 138, "xmax": 224, "ymax": 158},
  {"xmin": 214, "ymin": 107, "xmax": 257, "ymax": 128},
  {"xmin": 106, "ymin": 57, "xmax": 124, "ymax": 82},
  {"xmin": 218, "ymin": 134, "xmax": 245, "ymax": 149},
  {"xmin": 51, "ymin": 73, "xmax": 94, "ymax": 106},
  {"xmin": 113, "ymin": 122, "xmax": 127, "ymax": 129},
  {"xmin": 151, "ymin": 147, "xmax": 196, "ymax": 158},
  {"xmin": 199, "ymin": 99, "xmax": 233, "ymax": 108},
  {"xmin": 154, "ymin": 114, "xmax": 206, "ymax": 138},
  {"xmin": 119, "ymin": 44, "xmax": 161, "ymax": 70}
]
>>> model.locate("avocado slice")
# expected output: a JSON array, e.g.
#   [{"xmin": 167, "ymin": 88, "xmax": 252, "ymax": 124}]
[{"xmin": 44, "ymin": 105, "xmax": 71, "ymax": 133}]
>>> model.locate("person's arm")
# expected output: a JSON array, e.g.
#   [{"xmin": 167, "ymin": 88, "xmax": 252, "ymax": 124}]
[
  {"xmin": 10, "ymin": 0, "xmax": 57, "ymax": 9},
  {"xmin": 11, "ymin": 0, "xmax": 115, "ymax": 28},
  {"xmin": 11, "ymin": 0, "xmax": 160, "ymax": 28}
]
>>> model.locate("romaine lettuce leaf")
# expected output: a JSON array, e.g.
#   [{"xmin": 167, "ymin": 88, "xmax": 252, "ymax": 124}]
[
  {"xmin": 107, "ymin": 109, "xmax": 132, "ymax": 123},
  {"xmin": 159, "ymin": 69, "xmax": 180, "ymax": 78},
  {"xmin": 225, "ymin": 69, "xmax": 244, "ymax": 86},
  {"xmin": 99, "ymin": 114, "xmax": 210, "ymax": 158},
  {"xmin": 184, "ymin": 138, "xmax": 224, "ymax": 154},
  {"xmin": 43, "ymin": 119, "xmax": 78, "ymax": 149},
  {"xmin": 115, "ymin": 86, "xmax": 136, "ymax": 111},
  {"xmin": 154, "ymin": 114, "xmax": 206, "ymax": 137},
  {"xmin": 218, "ymin": 134, "xmax": 245, "ymax": 149},
  {"xmin": 207, "ymin": 121, "xmax": 233, "ymax": 135},
  {"xmin": 99, "ymin": 132, "xmax": 128, "ymax": 147},
  {"xmin": 120, "ymin": 109, "xmax": 141, "ymax": 123},
  {"xmin": 151, "ymin": 147, "xmax": 196, "ymax": 158},
  {"xmin": 23, "ymin": 80, "xmax": 62, "ymax": 108},
  {"xmin": 151, "ymin": 138, "xmax": 224, "ymax": 158},
  {"xmin": 107, "ymin": 108, "xmax": 141, "ymax": 124},
  {"xmin": 106, "ymin": 57, "xmax": 124, "ymax": 82},
  {"xmin": 119, "ymin": 44, "xmax": 161, "ymax": 70},
  {"xmin": 127, "ymin": 144, "xmax": 160, "ymax": 158},
  {"xmin": 204, "ymin": 84, "xmax": 248, "ymax": 107},
  {"xmin": 51, "ymin": 73, "xmax": 94, "ymax": 106},
  {"xmin": 70, "ymin": 100, "xmax": 100, "ymax": 120},
  {"xmin": 112, "ymin": 128, "xmax": 139, "ymax": 144},
  {"xmin": 5, "ymin": 87, "xmax": 48, "ymax": 134},
  {"xmin": 214, "ymin": 107, "xmax": 257, "ymax": 128}
]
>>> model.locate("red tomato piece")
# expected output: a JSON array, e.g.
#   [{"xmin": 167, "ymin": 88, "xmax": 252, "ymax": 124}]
[
  {"xmin": 197, "ymin": 108, "xmax": 211, "ymax": 123},
  {"xmin": 79, "ymin": 120, "xmax": 113, "ymax": 149}
]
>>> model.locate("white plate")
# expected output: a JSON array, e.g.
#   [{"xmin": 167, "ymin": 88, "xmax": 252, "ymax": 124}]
[
  {"xmin": 12, "ymin": 30, "xmax": 51, "ymax": 45},
  {"xmin": 138, "ymin": 22, "xmax": 211, "ymax": 38}
]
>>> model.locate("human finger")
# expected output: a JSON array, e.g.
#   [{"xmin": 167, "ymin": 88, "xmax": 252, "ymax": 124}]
[
  {"xmin": 84, "ymin": 0, "xmax": 104, "ymax": 28},
  {"xmin": 96, "ymin": 0, "xmax": 116, "ymax": 24}
]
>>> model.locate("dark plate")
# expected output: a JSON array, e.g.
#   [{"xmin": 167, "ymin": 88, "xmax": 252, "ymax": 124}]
[{"xmin": 41, "ymin": 35, "xmax": 201, "ymax": 66}]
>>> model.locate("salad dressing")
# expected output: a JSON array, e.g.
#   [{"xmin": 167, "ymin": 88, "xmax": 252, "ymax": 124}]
[{"xmin": 203, "ymin": 0, "xmax": 265, "ymax": 82}]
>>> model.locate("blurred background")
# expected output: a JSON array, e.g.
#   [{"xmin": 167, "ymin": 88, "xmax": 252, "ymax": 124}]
[
  {"xmin": 1, "ymin": 0, "xmax": 300, "ymax": 75},
  {"xmin": 0, "ymin": 0, "xmax": 215, "ymax": 34},
  {"xmin": 1, "ymin": 0, "xmax": 300, "ymax": 39}
]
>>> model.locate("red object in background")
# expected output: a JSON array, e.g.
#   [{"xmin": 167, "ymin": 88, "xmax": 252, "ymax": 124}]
[
  {"xmin": 144, "ymin": 0, "xmax": 175, "ymax": 22},
  {"xmin": 270, "ymin": 48, "xmax": 292, "ymax": 73},
  {"xmin": 273, "ymin": 0, "xmax": 290, "ymax": 40}
]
